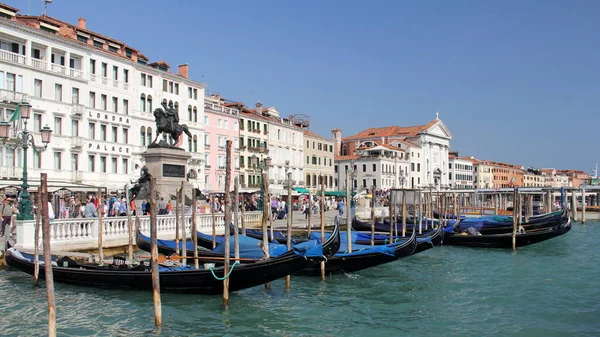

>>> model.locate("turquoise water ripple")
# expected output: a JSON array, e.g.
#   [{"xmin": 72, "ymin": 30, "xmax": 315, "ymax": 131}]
[{"xmin": 1, "ymin": 222, "xmax": 599, "ymax": 336}]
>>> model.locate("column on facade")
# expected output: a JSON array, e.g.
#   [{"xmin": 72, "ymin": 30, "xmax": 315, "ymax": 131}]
[{"xmin": 47, "ymin": 46, "xmax": 53, "ymax": 68}]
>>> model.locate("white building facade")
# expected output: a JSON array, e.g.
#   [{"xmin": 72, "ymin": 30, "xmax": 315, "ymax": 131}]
[
  {"xmin": 0, "ymin": 7, "xmax": 205, "ymax": 192},
  {"xmin": 448, "ymin": 156, "xmax": 474, "ymax": 189}
]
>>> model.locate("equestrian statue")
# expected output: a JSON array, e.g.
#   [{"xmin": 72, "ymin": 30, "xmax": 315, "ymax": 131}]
[{"xmin": 151, "ymin": 101, "xmax": 192, "ymax": 148}]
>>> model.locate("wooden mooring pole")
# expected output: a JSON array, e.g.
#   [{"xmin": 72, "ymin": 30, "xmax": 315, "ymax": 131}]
[
  {"xmin": 401, "ymin": 189, "xmax": 406, "ymax": 237},
  {"xmin": 512, "ymin": 187, "xmax": 518, "ymax": 251},
  {"xmin": 581, "ymin": 187, "xmax": 586, "ymax": 224},
  {"xmin": 285, "ymin": 170, "xmax": 293, "ymax": 290},
  {"xmin": 262, "ymin": 170, "xmax": 271, "ymax": 289},
  {"xmin": 234, "ymin": 177, "xmax": 240, "ymax": 261},
  {"xmin": 320, "ymin": 177, "xmax": 326, "ymax": 281},
  {"xmin": 180, "ymin": 181, "xmax": 187, "ymax": 265},
  {"xmin": 192, "ymin": 188, "xmax": 199, "ymax": 270},
  {"xmin": 345, "ymin": 172, "xmax": 352, "ymax": 253},
  {"xmin": 222, "ymin": 140, "xmax": 232, "ymax": 306},
  {"xmin": 175, "ymin": 187, "xmax": 180, "ymax": 255},
  {"xmin": 41, "ymin": 174, "xmax": 57, "ymax": 337},
  {"xmin": 370, "ymin": 185, "xmax": 376, "ymax": 246},
  {"xmin": 211, "ymin": 194, "xmax": 217, "ymax": 249},
  {"xmin": 149, "ymin": 177, "xmax": 162, "ymax": 327},
  {"xmin": 97, "ymin": 188, "xmax": 104, "ymax": 263},
  {"xmin": 571, "ymin": 190, "xmax": 578, "ymax": 222},
  {"xmin": 125, "ymin": 184, "xmax": 133, "ymax": 262},
  {"xmin": 33, "ymin": 186, "xmax": 41, "ymax": 286}
]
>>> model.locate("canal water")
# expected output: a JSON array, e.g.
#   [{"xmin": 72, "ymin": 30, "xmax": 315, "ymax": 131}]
[{"xmin": 0, "ymin": 222, "xmax": 598, "ymax": 337}]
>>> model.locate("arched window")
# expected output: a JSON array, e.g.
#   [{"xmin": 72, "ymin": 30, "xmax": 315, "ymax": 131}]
[
  {"xmin": 188, "ymin": 105, "xmax": 192, "ymax": 121},
  {"xmin": 147, "ymin": 95, "xmax": 153, "ymax": 113},
  {"xmin": 193, "ymin": 135, "xmax": 198, "ymax": 152},
  {"xmin": 193, "ymin": 107, "xmax": 198, "ymax": 122},
  {"xmin": 140, "ymin": 126, "xmax": 146, "ymax": 146},
  {"xmin": 306, "ymin": 174, "xmax": 310, "ymax": 186},
  {"xmin": 140, "ymin": 94, "xmax": 146, "ymax": 112},
  {"xmin": 146, "ymin": 127, "xmax": 152, "ymax": 145}
]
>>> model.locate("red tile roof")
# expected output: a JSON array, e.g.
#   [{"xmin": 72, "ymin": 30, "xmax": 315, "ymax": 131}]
[
  {"xmin": 343, "ymin": 119, "xmax": 438, "ymax": 141},
  {"xmin": 303, "ymin": 129, "xmax": 331, "ymax": 141},
  {"xmin": 334, "ymin": 154, "xmax": 360, "ymax": 161}
]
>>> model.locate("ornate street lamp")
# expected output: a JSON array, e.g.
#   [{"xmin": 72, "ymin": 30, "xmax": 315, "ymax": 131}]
[{"xmin": 0, "ymin": 102, "xmax": 52, "ymax": 220}]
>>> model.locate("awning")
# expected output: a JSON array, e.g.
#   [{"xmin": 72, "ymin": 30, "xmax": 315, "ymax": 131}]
[
  {"xmin": 0, "ymin": 180, "xmax": 101, "ymax": 193},
  {"xmin": 293, "ymin": 187, "xmax": 310, "ymax": 194},
  {"xmin": 324, "ymin": 191, "xmax": 347, "ymax": 197}
]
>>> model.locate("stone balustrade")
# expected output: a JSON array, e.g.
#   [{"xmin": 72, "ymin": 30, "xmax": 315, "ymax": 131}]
[{"xmin": 14, "ymin": 211, "xmax": 262, "ymax": 252}]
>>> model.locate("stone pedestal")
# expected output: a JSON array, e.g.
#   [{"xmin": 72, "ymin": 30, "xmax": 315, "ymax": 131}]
[{"xmin": 143, "ymin": 147, "xmax": 192, "ymax": 199}]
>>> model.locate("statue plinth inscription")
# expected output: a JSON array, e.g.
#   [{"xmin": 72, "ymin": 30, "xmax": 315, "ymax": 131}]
[{"xmin": 163, "ymin": 164, "xmax": 185, "ymax": 178}]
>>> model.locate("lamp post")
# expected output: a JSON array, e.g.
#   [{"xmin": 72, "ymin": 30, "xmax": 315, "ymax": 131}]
[
  {"xmin": 251, "ymin": 153, "xmax": 271, "ymax": 211},
  {"xmin": 0, "ymin": 102, "xmax": 52, "ymax": 220}
]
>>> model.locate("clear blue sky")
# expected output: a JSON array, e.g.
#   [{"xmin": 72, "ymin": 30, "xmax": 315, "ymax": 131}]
[{"xmin": 8, "ymin": 0, "xmax": 599, "ymax": 172}]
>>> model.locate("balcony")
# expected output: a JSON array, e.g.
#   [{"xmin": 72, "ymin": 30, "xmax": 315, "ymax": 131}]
[
  {"xmin": 69, "ymin": 68, "xmax": 84, "ymax": 80},
  {"xmin": 50, "ymin": 63, "xmax": 66, "ymax": 75},
  {"xmin": 241, "ymin": 183, "xmax": 247, "ymax": 188},
  {"xmin": 218, "ymin": 166, "xmax": 226, "ymax": 170},
  {"xmin": 0, "ymin": 49, "xmax": 26, "ymax": 65},
  {"xmin": 263, "ymin": 130, "xmax": 269, "ymax": 135},
  {"xmin": 240, "ymin": 145, "xmax": 246, "ymax": 150},
  {"xmin": 71, "ymin": 171, "xmax": 83, "ymax": 182},
  {"xmin": 204, "ymin": 143, "xmax": 210, "ymax": 149},
  {"xmin": 71, "ymin": 137, "xmax": 84, "ymax": 148},
  {"xmin": 0, "ymin": 166, "xmax": 23, "ymax": 179},
  {"xmin": 31, "ymin": 58, "xmax": 47, "ymax": 70},
  {"xmin": 71, "ymin": 104, "xmax": 85, "ymax": 116},
  {"xmin": 0, "ymin": 89, "xmax": 29, "ymax": 104}
]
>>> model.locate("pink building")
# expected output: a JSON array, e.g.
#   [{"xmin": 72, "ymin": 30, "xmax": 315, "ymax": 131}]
[{"xmin": 203, "ymin": 95, "xmax": 240, "ymax": 193}]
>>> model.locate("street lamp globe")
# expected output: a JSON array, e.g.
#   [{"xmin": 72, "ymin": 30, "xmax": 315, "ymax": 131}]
[
  {"xmin": 264, "ymin": 156, "xmax": 272, "ymax": 167},
  {"xmin": 0, "ymin": 121, "xmax": 10, "ymax": 139},
  {"xmin": 19, "ymin": 102, "xmax": 32, "ymax": 119},
  {"xmin": 41, "ymin": 125, "xmax": 53, "ymax": 146}
]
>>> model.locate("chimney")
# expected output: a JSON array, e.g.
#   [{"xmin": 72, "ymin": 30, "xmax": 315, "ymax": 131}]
[
  {"xmin": 331, "ymin": 128, "xmax": 342, "ymax": 155},
  {"xmin": 178, "ymin": 64, "xmax": 189, "ymax": 79},
  {"xmin": 256, "ymin": 102, "xmax": 263, "ymax": 114},
  {"xmin": 78, "ymin": 17, "xmax": 86, "ymax": 30}
]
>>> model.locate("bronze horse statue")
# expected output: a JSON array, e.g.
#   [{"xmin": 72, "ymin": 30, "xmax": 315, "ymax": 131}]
[{"xmin": 152, "ymin": 102, "xmax": 192, "ymax": 147}]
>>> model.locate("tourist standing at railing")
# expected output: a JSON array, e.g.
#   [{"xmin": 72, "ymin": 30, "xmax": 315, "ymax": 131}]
[
  {"xmin": 141, "ymin": 200, "xmax": 148, "ymax": 215},
  {"xmin": 1, "ymin": 198, "xmax": 17, "ymax": 236},
  {"xmin": 158, "ymin": 197, "xmax": 167, "ymax": 215},
  {"xmin": 119, "ymin": 198, "xmax": 128, "ymax": 216},
  {"xmin": 84, "ymin": 197, "xmax": 98, "ymax": 218},
  {"xmin": 166, "ymin": 199, "xmax": 173, "ymax": 215}
]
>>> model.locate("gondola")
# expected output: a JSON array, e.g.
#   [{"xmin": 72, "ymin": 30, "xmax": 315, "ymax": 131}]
[
  {"xmin": 442, "ymin": 210, "xmax": 571, "ymax": 248},
  {"xmin": 352, "ymin": 216, "xmax": 439, "ymax": 234},
  {"xmin": 445, "ymin": 209, "xmax": 567, "ymax": 235},
  {"xmin": 299, "ymin": 224, "xmax": 417, "ymax": 275},
  {"xmin": 5, "ymin": 222, "xmax": 341, "ymax": 295}
]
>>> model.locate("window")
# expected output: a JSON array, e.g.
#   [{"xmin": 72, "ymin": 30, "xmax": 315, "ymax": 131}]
[
  {"xmin": 54, "ymin": 84, "xmax": 62, "ymax": 102},
  {"xmin": 193, "ymin": 135, "xmax": 198, "ymax": 152},
  {"xmin": 372, "ymin": 164, "xmax": 377, "ymax": 172},
  {"xmin": 100, "ymin": 156, "xmax": 107, "ymax": 173},
  {"xmin": 33, "ymin": 113, "xmax": 42, "ymax": 132},
  {"xmin": 218, "ymin": 119, "xmax": 222, "ymax": 128},
  {"xmin": 89, "ymin": 122, "xmax": 96, "ymax": 139},
  {"xmin": 108, "ymin": 45, "xmax": 118, "ymax": 53},
  {"xmin": 33, "ymin": 151, "xmax": 41, "ymax": 169},
  {"xmin": 193, "ymin": 89, "xmax": 198, "ymax": 100},
  {"xmin": 188, "ymin": 106, "xmax": 192, "ymax": 121},
  {"xmin": 193, "ymin": 107, "xmax": 197, "ymax": 122},
  {"xmin": 141, "ymin": 74, "xmax": 146, "ymax": 86},
  {"xmin": 112, "ymin": 126, "xmax": 118, "ymax": 142},
  {"xmin": 100, "ymin": 94, "xmax": 107, "ymax": 110},
  {"xmin": 188, "ymin": 87, "xmax": 192, "ymax": 98},
  {"xmin": 112, "ymin": 66, "xmax": 118, "ymax": 80},
  {"xmin": 93, "ymin": 40, "xmax": 102, "ymax": 48},
  {"xmin": 111, "ymin": 157, "xmax": 118, "ymax": 173},
  {"xmin": 122, "ymin": 128, "xmax": 129, "ymax": 143},
  {"xmin": 169, "ymin": 81, "xmax": 173, "ymax": 93},
  {"xmin": 100, "ymin": 124, "xmax": 107, "ymax": 141},
  {"xmin": 140, "ymin": 127, "xmax": 146, "ymax": 146},
  {"xmin": 140, "ymin": 94, "xmax": 146, "ymax": 112},
  {"xmin": 72, "ymin": 87, "xmax": 79, "ymax": 104},
  {"xmin": 34, "ymin": 79, "xmax": 42, "ymax": 98},
  {"xmin": 112, "ymin": 97, "xmax": 118, "ymax": 112},
  {"xmin": 5, "ymin": 73, "xmax": 16, "ymax": 91},
  {"xmin": 174, "ymin": 83, "xmax": 179, "ymax": 95},
  {"xmin": 89, "ymin": 91, "xmax": 96, "ymax": 108},
  {"xmin": 88, "ymin": 155, "xmax": 95, "ymax": 172},
  {"xmin": 162, "ymin": 79, "xmax": 167, "ymax": 92},
  {"xmin": 146, "ymin": 95, "xmax": 152, "ymax": 113},
  {"xmin": 53, "ymin": 152, "xmax": 62, "ymax": 170},
  {"xmin": 90, "ymin": 59, "xmax": 96, "ymax": 74},
  {"xmin": 122, "ymin": 158, "xmax": 128, "ymax": 174},
  {"xmin": 224, "ymin": 120, "xmax": 229, "ymax": 129},
  {"xmin": 123, "ymin": 99, "xmax": 129, "ymax": 114},
  {"xmin": 147, "ymin": 75, "xmax": 153, "ymax": 87},
  {"xmin": 71, "ymin": 120, "xmax": 79, "ymax": 137},
  {"xmin": 362, "ymin": 164, "xmax": 366, "ymax": 172},
  {"xmin": 101, "ymin": 62, "xmax": 107, "ymax": 77},
  {"xmin": 204, "ymin": 115, "xmax": 208, "ymax": 125},
  {"xmin": 123, "ymin": 69, "xmax": 129, "ymax": 83},
  {"xmin": 147, "ymin": 127, "xmax": 152, "ymax": 145},
  {"xmin": 71, "ymin": 153, "xmax": 79, "ymax": 171},
  {"xmin": 53, "ymin": 117, "xmax": 62, "ymax": 135}
]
